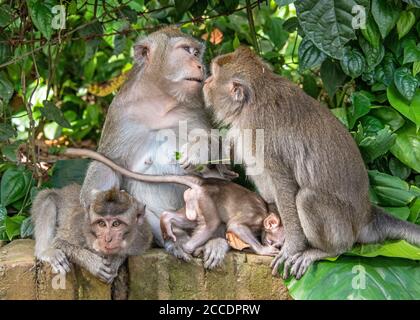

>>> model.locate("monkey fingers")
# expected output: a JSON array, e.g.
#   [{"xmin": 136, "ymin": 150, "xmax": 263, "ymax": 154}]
[
  {"xmin": 270, "ymin": 250, "xmax": 287, "ymax": 277},
  {"xmin": 164, "ymin": 240, "xmax": 192, "ymax": 262},
  {"xmin": 201, "ymin": 238, "xmax": 229, "ymax": 269}
]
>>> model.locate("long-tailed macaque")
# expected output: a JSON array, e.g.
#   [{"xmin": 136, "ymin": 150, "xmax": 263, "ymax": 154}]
[
  {"xmin": 203, "ymin": 46, "xmax": 420, "ymax": 279},
  {"xmin": 79, "ymin": 27, "xmax": 232, "ymax": 269},
  {"xmin": 32, "ymin": 184, "xmax": 152, "ymax": 283},
  {"xmin": 65, "ymin": 148, "xmax": 284, "ymax": 256}
]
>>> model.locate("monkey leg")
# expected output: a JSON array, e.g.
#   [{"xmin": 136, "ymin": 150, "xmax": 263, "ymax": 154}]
[
  {"xmin": 227, "ymin": 223, "xmax": 279, "ymax": 256},
  {"xmin": 160, "ymin": 210, "xmax": 197, "ymax": 242},
  {"xmin": 277, "ymin": 188, "xmax": 356, "ymax": 279},
  {"xmin": 53, "ymin": 238, "xmax": 116, "ymax": 284}
]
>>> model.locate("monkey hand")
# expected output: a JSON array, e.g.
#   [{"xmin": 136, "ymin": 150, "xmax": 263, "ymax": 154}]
[
  {"xmin": 178, "ymin": 142, "xmax": 206, "ymax": 172},
  {"xmin": 270, "ymin": 242, "xmax": 305, "ymax": 279},
  {"xmin": 216, "ymin": 164, "xmax": 239, "ymax": 180},
  {"xmin": 87, "ymin": 254, "xmax": 118, "ymax": 284},
  {"xmin": 164, "ymin": 239, "xmax": 192, "ymax": 262},
  {"xmin": 39, "ymin": 248, "xmax": 71, "ymax": 274},
  {"xmin": 256, "ymin": 245, "xmax": 280, "ymax": 257},
  {"xmin": 193, "ymin": 237, "xmax": 229, "ymax": 270}
]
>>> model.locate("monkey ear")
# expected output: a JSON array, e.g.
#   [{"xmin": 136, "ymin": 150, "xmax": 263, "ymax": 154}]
[
  {"xmin": 133, "ymin": 43, "xmax": 150, "ymax": 64},
  {"xmin": 263, "ymin": 213, "xmax": 281, "ymax": 230},
  {"xmin": 230, "ymin": 80, "xmax": 250, "ymax": 103}
]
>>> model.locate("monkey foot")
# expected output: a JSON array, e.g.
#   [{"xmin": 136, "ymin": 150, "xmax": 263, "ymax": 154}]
[
  {"xmin": 271, "ymin": 249, "xmax": 316, "ymax": 280},
  {"xmin": 39, "ymin": 249, "xmax": 71, "ymax": 274},
  {"xmin": 164, "ymin": 240, "xmax": 192, "ymax": 262},
  {"xmin": 195, "ymin": 238, "xmax": 229, "ymax": 270}
]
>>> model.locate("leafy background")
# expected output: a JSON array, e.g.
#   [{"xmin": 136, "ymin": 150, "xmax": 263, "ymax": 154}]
[{"xmin": 0, "ymin": 0, "xmax": 419, "ymax": 299}]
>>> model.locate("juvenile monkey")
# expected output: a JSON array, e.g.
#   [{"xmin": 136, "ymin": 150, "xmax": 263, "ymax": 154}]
[
  {"xmin": 203, "ymin": 46, "xmax": 420, "ymax": 279},
  {"xmin": 65, "ymin": 148, "xmax": 284, "ymax": 256},
  {"xmin": 32, "ymin": 184, "xmax": 152, "ymax": 283},
  {"xmin": 80, "ymin": 26, "xmax": 231, "ymax": 269}
]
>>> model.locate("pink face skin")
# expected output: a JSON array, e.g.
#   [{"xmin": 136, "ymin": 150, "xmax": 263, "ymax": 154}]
[
  {"xmin": 261, "ymin": 213, "xmax": 285, "ymax": 248},
  {"xmin": 90, "ymin": 214, "xmax": 132, "ymax": 255},
  {"xmin": 164, "ymin": 38, "xmax": 205, "ymax": 98}
]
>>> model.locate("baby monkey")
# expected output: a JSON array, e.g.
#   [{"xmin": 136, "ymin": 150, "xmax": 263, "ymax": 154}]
[
  {"xmin": 32, "ymin": 184, "xmax": 152, "ymax": 283},
  {"xmin": 65, "ymin": 148, "xmax": 285, "ymax": 257}
]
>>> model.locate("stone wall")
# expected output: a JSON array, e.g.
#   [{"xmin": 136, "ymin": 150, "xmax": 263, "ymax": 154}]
[{"xmin": 0, "ymin": 239, "xmax": 290, "ymax": 300}]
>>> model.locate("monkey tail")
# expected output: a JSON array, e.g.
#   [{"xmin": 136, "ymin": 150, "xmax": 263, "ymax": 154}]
[
  {"xmin": 64, "ymin": 148, "xmax": 203, "ymax": 189},
  {"xmin": 358, "ymin": 206, "xmax": 420, "ymax": 247}
]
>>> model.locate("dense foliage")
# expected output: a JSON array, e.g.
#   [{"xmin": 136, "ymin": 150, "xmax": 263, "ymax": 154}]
[{"xmin": 0, "ymin": 0, "xmax": 419, "ymax": 299}]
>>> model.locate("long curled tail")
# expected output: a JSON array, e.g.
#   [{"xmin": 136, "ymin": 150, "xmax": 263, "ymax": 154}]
[{"xmin": 358, "ymin": 206, "xmax": 420, "ymax": 247}]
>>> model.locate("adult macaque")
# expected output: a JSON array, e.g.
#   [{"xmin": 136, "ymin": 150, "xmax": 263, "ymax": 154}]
[
  {"xmin": 203, "ymin": 46, "xmax": 420, "ymax": 279},
  {"xmin": 32, "ymin": 184, "xmax": 152, "ymax": 283},
  {"xmin": 80, "ymin": 26, "xmax": 231, "ymax": 269},
  {"xmin": 65, "ymin": 148, "xmax": 283, "ymax": 256}
]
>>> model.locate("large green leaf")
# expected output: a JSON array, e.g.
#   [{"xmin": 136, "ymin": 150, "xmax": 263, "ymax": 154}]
[
  {"xmin": 40, "ymin": 100, "xmax": 71, "ymax": 128},
  {"xmin": 20, "ymin": 216, "xmax": 34, "ymax": 238},
  {"xmin": 370, "ymin": 106, "xmax": 405, "ymax": 132},
  {"xmin": 394, "ymin": 67, "xmax": 419, "ymax": 102},
  {"xmin": 0, "ymin": 167, "xmax": 32, "ymax": 206},
  {"xmin": 390, "ymin": 123, "xmax": 420, "ymax": 173},
  {"xmin": 403, "ymin": 39, "xmax": 420, "ymax": 64},
  {"xmin": 4, "ymin": 214, "xmax": 26, "ymax": 241},
  {"xmin": 349, "ymin": 240, "xmax": 420, "ymax": 260},
  {"xmin": 359, "ymin": 36, "xmax": 384, "ymax": 71},
  {"xmin": 266, "ymin": 18, "xmax": 289, "ymax": 49},
  {"xmin": 374, "ymin": 53, "xmax": 395, "ymax": 86},
  {"xmin": 27, "ymin": 0, "xmax": 53, "ymax": 40},
  {"xmin": 340, "ymin": 47, "xmax": 366, "ymax": 78},
  {"xmin": 175, "ymin": 0, "xmax": 194, "ymax": 14},
  {"xmin": 348, "ymin": 92, "xmax": 371, "ymax": 129},
  {"xmin": 403, "ymin": 0, "xmax": 420, "ymax": 8},
  {"xmin": 368, "ymin": 170, "xmax": 410, "ymax": 190},
  {"xmin": 387, "ymin": 85, "xmax": 420, "ymax": 127},
  {"xmin": 0, "ymin": 72, "xmax": 13, "ymax": 103},
  {"xmin": 0, "ymin": 123, "xmax": 16, "ymax": 142},
  {"xmin": 371, "ymin": 0, "xmax": 401, "ymax": 39},
  {"xmin": 361, "ymin": 14, "xmax": 381, "ymax": 48},
  {"xmin": 397, "ymin": 11, "xmax": 416, "ymax": 39},
  {"xmin": 298, "ymin": 37, "xmax": 326, "ymax": 71},
  {"xmin": 285, "ymin": 256, "xmax": 420, "ymax": 300},
  {"xmin": 0, "ymin": 4, "xmax": 13, "ymax": 27},
  {"xmin": 320, "ymin": 59, "xmax": 347, "ymax": 98},
  {"xmin": 295, "ymin": 0, "xmax": 369, "ymax": 59}
]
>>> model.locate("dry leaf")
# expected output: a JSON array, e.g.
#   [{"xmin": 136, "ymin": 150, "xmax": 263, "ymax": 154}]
[
  {"xmin": 226, "ymin": 231, "xmax": 250, "ymax": 251},
  {"xmin": 201, "ymin": 28, "xmax": 223, "ymax": 45}
]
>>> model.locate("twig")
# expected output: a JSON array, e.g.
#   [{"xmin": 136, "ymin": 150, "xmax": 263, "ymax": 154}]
[{"xmin": 246, "ymin": 0, "xmax": 260, "ymax": 55}]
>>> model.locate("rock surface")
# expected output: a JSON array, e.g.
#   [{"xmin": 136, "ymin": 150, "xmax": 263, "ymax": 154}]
[{"xmin": 0, "ymin": 240, "xmax": 289, "ymax": 300}]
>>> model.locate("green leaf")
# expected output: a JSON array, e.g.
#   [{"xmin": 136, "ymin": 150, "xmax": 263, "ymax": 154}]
[
  {"xmin": 283, "ymin": 17, "xmax": 299, "ymax": 33},
  {"xmin": 390, "ymin": 123, "xmax": 420, "ymax": 173},
  {"xmin": 348, "ymin": 240, "xmax": 420, "ymax": 260},
  {"xmin": 358, "ymin": 126, "xmax": 397, "ymax": 163},
  {"xmin": 1, "ymin": 167, "xmax": 32, "ymax": 206},
  {"xmin": 285, "ymin": 256, "xmax": 420, "ymax": 300},
  {"xmin": 387, "ymin": 85, "xmax": 420, "ymax": 127},
  {"xmin": 51, "ymin": 159, "xmax": 90, "ymax": 188},
  {"xmin": 27, "ymin": 0, "xmax": 53, "ymax": 40},
  {"xmin": 266, "ymin": 18, "xmax": 289, "ymax": 49},
  {"xmin": 113, "ymin": 34, "xmax": 126, "ymax": 55},
  {"xmin": 175, "ymin": 0, "xmax": 194, "ymax": 14},
  {"xmin": 119, "ymin": 6, "xmax": 137, "ymax": 24},
  {"xmin": 189, "ymin": 0, "xmax": 208, "ymax": 17},
  {"xmin": 368, "ymin": 170, "xmax": 410, "ymax": 190},
  {"xmin": 20, "ymin": 216, "xmax": 34, "ymax": 238},
  {"xmin": 409, "ymin": 198, "xmax": 420, "ymax": 223},
  {"xmin": 0, "ymin": 72, "xmax": 14, "ymax": 103},
  {"xmin": 340, "ymin": 47, "xmax": 366, "ymax": 78},
  {"xmin": 371, "ymin": 0, "xmax": 400, "ymax": 39},
  {"xmin": 232, "ymin": 35, "xmax": 240, "ymax": 50},
  {"xmin": 331, "ymin": 108, "xmax": 349, "ymax": 128},
  {"xmin": 361, "ymin": 15, "xmax": 381, "ymax": 47},
  {"xmin": 397, "ymin": 11, "xmax": 416, "ymax": 39},
  {"xmin": 0, "ymin": 205, "xmax": 7, "ymax": 224},
  {"xmin": 320, "ymin": 59, "xmax": 347, "ymax": 98},
  {"xmin": 403, "ymin": 39, "xmax": 420, "ymax": 65},
  {"xmin": 373, "ymin": 186, "xmax": 415, "ymax": 207},
  {"xmin": 370, "ymin": 106, "xmax": 405, "ymax": 132},
  {"xmin": 0, "ymin": 123, "xmax": 16, "ymax": 142},
  {"xmin": 359, "ymin": 36, "xmax": 384, "ymax": 71},
  {"xmin": 298, "ymin": 37, "xmax": 326, "ymax": 71},
  {"xmin": 295, "ymin": 0, "xmax": 369, "ymax": 59},
  {"xmin": 394, "ymin": 67, "xmax": 419, "ymax": 102},
  {"xmin": 383, "ymin": 206, "xmax": 411, "ymax": 221},
  {"xmin": 0, "ymin": 4, "xmax": 13, "ymax": 27},
  {"xmin": 413, "ymin": 61, "xmax": 420, "ymax": 77},
  {"xmin": 302, "ymin": 74, "xmax": 320, "ymax": 99},
  {"xmin": 374, "ymin": 53, "xmax": 395, "ymax": 86},
  {"xmin": 389, "ymin": 157, "xmax": 411, "ymax": 180},
  {"xmin": 41, "ymin": 100, "xmax": 71, "ymax": 128},
  {"xmin": 4, "ymin": 215, "xmax": 26, "ymax": 241},
  {"xmin": 348, "ymin": 92, "xmax": 371, "ymax": 129}
]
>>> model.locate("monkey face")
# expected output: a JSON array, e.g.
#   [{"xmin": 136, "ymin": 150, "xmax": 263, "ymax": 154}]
[{"xmin": 261, "ymin": 213, "xmax": 285, "ymax": 249}]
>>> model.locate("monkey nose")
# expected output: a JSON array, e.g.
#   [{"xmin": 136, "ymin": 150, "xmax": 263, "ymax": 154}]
[
  {"xmin": 197, "ymin": 64, "xmax": 202, "ymax": 70},
  {"xmin": 105, "ymin": 236, "xmax": 113, "ymax": 243}
]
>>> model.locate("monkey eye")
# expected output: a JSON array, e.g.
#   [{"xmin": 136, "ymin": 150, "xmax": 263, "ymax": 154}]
[
  {"xmin": 98, "ymin": 220, "xmax": 106, "ymax": 228},
  {"xmin": 112, "ymin": 220, "xmax": 121, "ymax": 227},
  {"xmin": 193, "ymin": 48, "xmax": 200, "ymax": 57}
]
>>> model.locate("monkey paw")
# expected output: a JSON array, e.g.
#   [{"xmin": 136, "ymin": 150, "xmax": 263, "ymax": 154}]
[
  {"xmin": 195, "ymin": 238, "xmax": 229, "ymax": 270},
  {"xmin": 88, "ymin": 255, "xmax": 117, "ymax": 284},
  {"xmin": 164, "ymin": 240, "xmax": 192, "ymax": 262},
  {"xmin": 289, "ymin": 252, "xmax": 313, "ymax": 280},
  {"xmin": 257, "ymin": 245, "xmax": 280, "ymax": 257},
  {"xmin": 270, "ymin": 247, "xmax": 300, "ymax": 279},
  {"xmin": 39, "ymin": 249, "xmax": 71, "ymax": 274}
]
